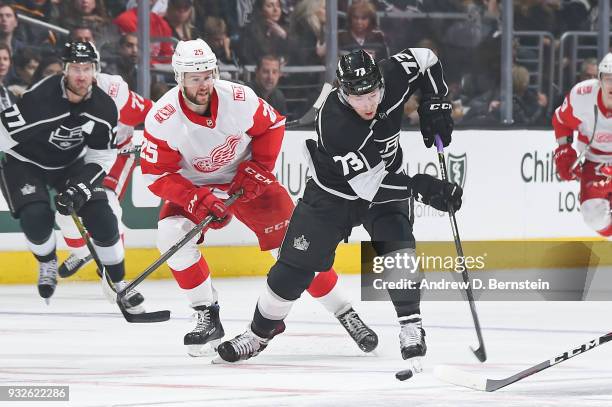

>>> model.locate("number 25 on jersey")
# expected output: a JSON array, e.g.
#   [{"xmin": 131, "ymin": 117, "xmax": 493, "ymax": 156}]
[{"xmin": 140, "ymin": 139, "xmax": 158, "ymax": 163}]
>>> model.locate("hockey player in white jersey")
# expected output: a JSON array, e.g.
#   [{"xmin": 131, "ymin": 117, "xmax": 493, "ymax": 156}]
[
  {"xmin": 553, "ymin": 53, "xmax": 612, "ymax": 238},
  {"xmin": 141, "ymin": 39, "xmax": 377, "ymax": 356},
  {"xmin": 53, "ymin": 68, "xmax": 153, "ymax": 277}
]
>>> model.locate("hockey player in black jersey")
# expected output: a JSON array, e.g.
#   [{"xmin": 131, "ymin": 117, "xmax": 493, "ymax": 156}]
[
  {"xmin": 218, "ymin": 49, "xmax": 462, "ymax": 371},
  {"xmin": 0, "ymin": 41, "xmax": 145, "ymax": 311}
]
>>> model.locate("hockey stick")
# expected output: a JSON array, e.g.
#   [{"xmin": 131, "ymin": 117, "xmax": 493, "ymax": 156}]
[
  {"xmin": 114, "ymin": 191, "xmax": 242, "ymax": 317},
  {"xmin": 69, "ymin": 208, "xmax": 170, "ymax": 323},
  {"xmin": 570, "ymin": 104, "xmax": 598, "ymax": 174},
  {"xmin": 285, "ymin": 83, "xmax": 333, "ymax": 129},
  {"xmin": 118, "ymin": 144, "xmax": 141, "ymax": 156},
  {"xmin": 434, "ymin": 134, "xmax": 486, "ymax": 363},
  {"xmin": 434, "ymin": 332, "xmax": 612, "ymax": 392}
]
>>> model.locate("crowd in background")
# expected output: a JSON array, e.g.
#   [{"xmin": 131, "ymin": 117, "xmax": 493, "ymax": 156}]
[{"xmin": 0, "ymin": 0, "xmax": 605, "ymax": 126}]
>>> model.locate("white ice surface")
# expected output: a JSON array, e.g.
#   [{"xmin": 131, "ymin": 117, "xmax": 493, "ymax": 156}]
[{"xmin": 0, "ymin": 275, "xmax": 611, "ymax": 407}]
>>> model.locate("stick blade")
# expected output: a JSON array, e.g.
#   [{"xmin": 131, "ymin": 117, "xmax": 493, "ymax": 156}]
[
  {"xmin": 433, "ymin": 365, "xmax": 488, "ymax": 391},
  {"xmin": 117, "ymin": 299, "xmax": 171, "ymax": 323}
]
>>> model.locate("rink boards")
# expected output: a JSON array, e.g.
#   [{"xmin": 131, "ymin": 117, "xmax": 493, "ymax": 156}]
[{"xmin": 0, "ymin": 130, "xmax": 608, "ymax": 283}]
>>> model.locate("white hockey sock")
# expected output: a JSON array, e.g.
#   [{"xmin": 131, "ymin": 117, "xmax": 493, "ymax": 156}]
[
  {"xmin": 256, "ymin": 282, "xmax": 295, "ymax": 321},
  {"xmin": 186, "ymin": 278, "xmax": 214, "ymax": 308}
]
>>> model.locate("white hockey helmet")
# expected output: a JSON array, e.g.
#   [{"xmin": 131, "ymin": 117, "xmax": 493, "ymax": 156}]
[
  {"xmin": 172, "ymin": 39, "xmax": 218, "ymax": 85},
  {"xmin": 598, "ymin": 52, "xmax": 612, "ymax": 79}
]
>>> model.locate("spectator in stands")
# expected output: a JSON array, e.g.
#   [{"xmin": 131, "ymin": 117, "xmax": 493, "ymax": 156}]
[
  {"xmin": 289, "ymin": 0, "xmax": 326, "ymax": 65},
  {"xmin": 104, "ymin": 33, "xmax": 138, "ymax": 89},
  {"xmin": 30, "ymin": 55, "xmax": 62, "ymax": 84},
  {"xmin": 577, "ymin": 57, "xmax": 598, "ymax": 81},
  {"xmin": 514, "ymin": 0, "xmax": 556, "ymax": 39},
  {"xmin": 0, "ymin": 4, "xmax": 25, "ymax": 54},
  {"xmin": 12, "ymin": 0, "xmax": 62, "ymax": 47},
  {"xmin": 113, "ymin": 0, "xmax": 174, "ymax": 64},
  {"xmin": 338, "ymin": 0, "xmax": 388, "ymax": 61},
  {"xmin": 70, "ymin": 26, "xmax": 95, "ymax": 43},
  {"xmin": 165, "ymin": 0, "xmax": 199, "ymax": 41},
  {"xmin": 239, "ymin": 0, "xmax": 290, "ymax": 65},
  {"xmin": 0, "ymin": 43, "xmax": 15, "ymax": 107},
  {"xmin": 7, "ymin": 47, "xmax": 39, "ymax": 97},
  {"xmin": 249, "ymin": 54, "xmax": 287, "ymax": 114},
  {"xmin": 511, "ymin": 64, "xmax": 548, "ymax": 125},
  {"xmin": 203, "ymin": 16, "xmax": 238, "ymax": 65},
  {"xmin": 58, "ymin": 0, "xmax": 120, "ymax": 50}
]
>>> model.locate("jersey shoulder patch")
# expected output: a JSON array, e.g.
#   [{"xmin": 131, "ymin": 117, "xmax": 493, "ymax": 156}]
[{"xmin": 144, "ymin": 87, "xmax": 181, "ymax": 139}]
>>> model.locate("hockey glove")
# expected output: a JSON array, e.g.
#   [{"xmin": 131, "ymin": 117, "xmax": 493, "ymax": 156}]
[
  {"xmin": 185, "ymin": 187, "xmax": 232, "ymax": 229},
  {"xmin": 554, "ymin": 144, "xmax": 581, "ymax": 181},
  {"xmin": 228, "ymin": 160, "xmax": 276, "ymax": 202},
  {"xmin": 417, "ymin": 97, "xmax": 454, "ymax": 148},
  {"xmin": 55, "ymin": 182, "xmax": 93, "ymax": 215},
  {"xmin": 411, "ymin": 174, "xmax": 463, "ymax": 212}
]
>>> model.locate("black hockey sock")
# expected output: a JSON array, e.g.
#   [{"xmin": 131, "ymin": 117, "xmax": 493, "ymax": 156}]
[
  {"xmin": 252, "ymin": 306, "xmax": 282, "ymax": 338},
  {"xmin": 104, "ymin": 260, "xmax": 125, "ymax": 283}
]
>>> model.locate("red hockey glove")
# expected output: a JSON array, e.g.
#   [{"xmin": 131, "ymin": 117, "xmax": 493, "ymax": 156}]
[
  {"xmin": 228, "ymin": 160, "xmax": 276, "ymax": 202},
  {"xmin": 598, "ymin": 164, "xmax": 612, "ymax": 178},
  {"xmin": 554, "ymin": 144, "xmax": 581, "ymax": 181},
  {"xmin": 184, "ymin": 187, "xmax": 232, "ymax": 228}
]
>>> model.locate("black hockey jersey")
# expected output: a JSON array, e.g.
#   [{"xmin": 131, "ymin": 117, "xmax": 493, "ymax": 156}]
[
  {"xmin": 0, "ymin": 75, "xmax": 118, "ymax": 173},
  {"xmin": 307, "ymin": 48, "xmax": 448, "ymax": 203}
]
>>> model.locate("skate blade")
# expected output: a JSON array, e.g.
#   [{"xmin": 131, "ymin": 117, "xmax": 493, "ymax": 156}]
[
  {"xmin": 44, "ymin": 298, "xmax": 51, "ymax": 305},
  {"xmin": 396, "ymin": 357, "xmax": 423, "ymax": 381},
  {"xmin": 211, "ymin": 355, "xmax": 243, "ymax": 365},
  {"xmin": 187, "ymin": 339, "xmax": 221, "ymax": 357}
]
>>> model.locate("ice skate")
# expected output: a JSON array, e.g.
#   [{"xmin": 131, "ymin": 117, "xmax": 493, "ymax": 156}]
[
  {"xmin": 335, "ymin": 304, "xmax": 378, "ymax": 352},
  {"xmin": 114, "ymin": 280, "xmax": 145, "ymax": 314},
  {"xmin": 58, "ymin": 253, "xmax": 92, "ymax": 278},
  {"xmin": 38, "ymin": 259, "xmax": 58, "ymax": 303},
  {"xmin": 184, "ymin": 304, "xmax": 225, "ymax": 357},
  {"xmin": 216, "ymin": 325, "xmax": 271, "ymax": 363},
  {"xmin": 399, "ymin": 316, "xmax": 427, "ymax": 374}
]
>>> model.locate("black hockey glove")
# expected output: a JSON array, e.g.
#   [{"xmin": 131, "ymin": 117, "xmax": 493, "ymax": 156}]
[
  {"xmin": 417, "ymin": 97, "xmax": 454, "ymax": 148},
  {"xmin": 54, "ymin": 182, "xmax": 92, "ymax": 215},
  {"xmin": 411, "ymin": 174, "xmax": 462, "ymax": 212}
]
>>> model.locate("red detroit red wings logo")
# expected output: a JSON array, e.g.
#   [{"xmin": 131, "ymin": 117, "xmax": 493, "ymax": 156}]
[{"xmin": 192, "ymin": 135, "xmax": 243, "ymax": 173}]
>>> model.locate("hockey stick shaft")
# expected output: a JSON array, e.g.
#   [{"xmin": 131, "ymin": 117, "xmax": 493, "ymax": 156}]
[
  {"xmin": 435, "ymin": 332, "xmax": 612, "ymax": 391},
  {"xmin": 434, "ymin": 135, "xmax": 487, "ymax": 362},
  {"xmin": 116, "ymin": 191, "xmax": 242, "ymax": 300},
  {"xmin": 285, "ymin": 83, "xmax": 332, "ymax": 128},
  {"xmin": 69, "ymin": 210, "xmax": 117, "ymax": 294},
  {"xmin": 71, "ymin": 208, "xmax": 170, "ymax": 323}
]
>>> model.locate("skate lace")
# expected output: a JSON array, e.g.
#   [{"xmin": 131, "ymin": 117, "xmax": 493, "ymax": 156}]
[
  {"xmin": 399, "ymin": 323, "xmax": 423, "ymax": 348},
  {"xmin": 340, "ymin": 311, "xmax": 370, "ymax": 341},
  {"xmin": 191, "ymin": 309, "xmax": 212, "ymax": 331},
  {"xmin": 39, "ymin": 260, "xmax": 57, "ymax": 284},
  {"xmin": 64, "ymin": 254, "xmax": 82, "ymax": 270},
  {"xmin": 229, "ymin": 331, "xmax": 260, "ymax": 357}
]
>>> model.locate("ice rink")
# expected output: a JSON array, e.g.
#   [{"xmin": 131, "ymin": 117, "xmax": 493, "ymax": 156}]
[{"xmin": 1, "ymin": 275, "xmax": 611, "ymax": 407}]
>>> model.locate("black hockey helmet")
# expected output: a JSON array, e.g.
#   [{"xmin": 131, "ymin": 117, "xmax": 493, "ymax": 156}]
[
  {"xmin": 336, "ymin": 50, "xmax": 382, "ymax": 96},
  {"xmin": 62, "ymin": 41, "xmax": 99, "ymax": 68}
]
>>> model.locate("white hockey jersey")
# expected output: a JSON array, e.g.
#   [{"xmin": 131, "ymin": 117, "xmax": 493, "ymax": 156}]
[
  {"xmin": 141, "ymin": 80, "xmax": 285, "ymax": 207},
  {"xmin": 96, "ymin": 72, "xmax": 152, "ymax": 147},
  {"xmin": 553, "ymin": 79, "xmax": 612, "ymax": 163}
]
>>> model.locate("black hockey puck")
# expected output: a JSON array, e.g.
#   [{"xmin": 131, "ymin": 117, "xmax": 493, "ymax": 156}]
[{"xmin": 395, "ymin": 369, "xmax": 414, "ymax": 381}]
